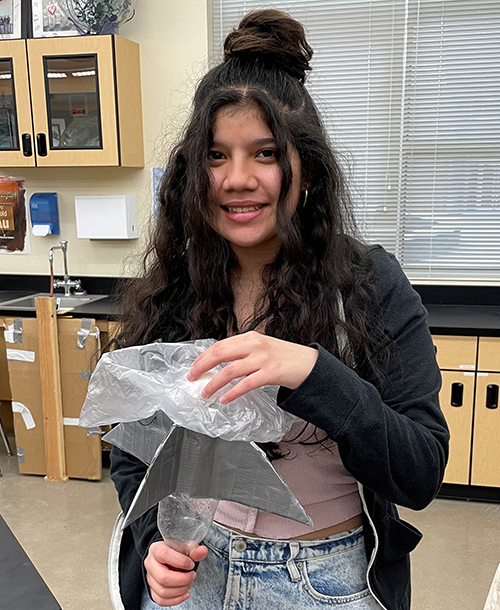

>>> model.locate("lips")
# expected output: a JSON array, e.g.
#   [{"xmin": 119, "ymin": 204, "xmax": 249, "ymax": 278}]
[{"xmin": 220, "ymin": 203, "xmax": 268, "ymax": 222}]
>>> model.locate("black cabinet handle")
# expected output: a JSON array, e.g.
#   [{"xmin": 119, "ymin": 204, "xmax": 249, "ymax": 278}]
[
  {"xmin": 36, "ymin": 133, "xmax": 47, "ymax": 156},
  {"xmin": 22, "ymin": 133, "xmax": 32, "ymax": 157},
  {"xmin": 451, "ymin": 382, "xmax": 464, "ymax": 407},
  {"xmin": 486, "ymin": 384, "xmax": 499, "ymax": 409}
]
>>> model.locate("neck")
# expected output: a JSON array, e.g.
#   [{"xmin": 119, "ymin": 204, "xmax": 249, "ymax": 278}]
[{"xmin": 230, "ymin": 238, "xmax": 280, "ymax": 287}]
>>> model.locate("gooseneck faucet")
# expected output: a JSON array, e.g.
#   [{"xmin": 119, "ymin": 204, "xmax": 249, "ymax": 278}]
[{"xmin": 49, "ymin": 240, "xmax": 83, "ymax": 297}]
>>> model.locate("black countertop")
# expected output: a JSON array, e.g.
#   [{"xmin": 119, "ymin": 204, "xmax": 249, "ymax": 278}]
[
  {"xmin": 1, "ymin": 289, "xmax": 500, "ymax": 335},
  {"xmin": 426, "ymin": 305, "xmax": 500, "ymax": 336}
]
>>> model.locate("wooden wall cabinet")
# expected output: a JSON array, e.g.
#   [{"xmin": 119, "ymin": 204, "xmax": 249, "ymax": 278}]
[
  {"xmin": 0, "ymin": 35, "xmax": 143, "ymax": 167},
  {"xmin": 434, "ymin": 335, "xmax": 500, "ymax": 488}
]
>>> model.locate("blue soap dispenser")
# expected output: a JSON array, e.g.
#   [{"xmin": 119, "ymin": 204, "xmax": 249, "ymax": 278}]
[{"xmin": 30, "ymin": 192, "xmax": 60, "ymax": 236}]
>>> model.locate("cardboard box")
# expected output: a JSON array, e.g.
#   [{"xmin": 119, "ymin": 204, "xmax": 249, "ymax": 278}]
[
  {"xmin": 4, "ymin": 317, "xmax": 46, "ymax": 475},
  {"xmin": 5, "ymin": 315, "xmax": 104, "ymax": 479},
  {"xmin": 58, "ymin": 317, "xmax": 102, "ymax": 480}
]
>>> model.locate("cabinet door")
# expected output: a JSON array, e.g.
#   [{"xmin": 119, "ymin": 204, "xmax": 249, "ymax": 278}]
[
  {"xmin": 0, "ymin": 40, "xmax": 35, "ymax": 166},
  {"xmin": 478, "ymin": 337, "xmax": 500, "ymax": 372},
  {"xmin": 27, "ymin": 36, "xmax": 119, "ymax": 166},
  {"xmin": 471, "ymin": 373, "xmax": 500, "ymax": 487},
  {"xmin": 440, "ymin": 370, "xmax": 475, "ymax": 485},
  {"xmin": 432, "ymin": 335, "xmax": 477, "ymax": 370}
]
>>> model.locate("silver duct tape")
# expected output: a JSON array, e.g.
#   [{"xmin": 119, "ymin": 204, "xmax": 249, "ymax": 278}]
[
  {"xmin": 16, "ymin": 446, "xmax": 25, "ymax": 464},
  {"xmin": 80, "ymin": 370, "xmax": 91, "ymax": 381},
  {"xmin": 85, "ymin": 427, "xmax": 103, "ymax": 436},
  {"xmin": 77, "ymin": 318, "xmax": 93, "ymax": 349},
  {"xmin": 102, "ymin": 410, "xmax": 174, "ymax": 465},
  {"xmin": 13, "ymin": 318, "xmax": 23, "ymax": 344},
  {"xmin": 120, "ymin": 420, "xmax": 313, "ymax": 530}
]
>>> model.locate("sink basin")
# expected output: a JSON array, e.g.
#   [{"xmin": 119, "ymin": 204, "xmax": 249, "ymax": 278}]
[{"xmin": 0, "ymin": 293, "xmax": 108, "ymax": 312}]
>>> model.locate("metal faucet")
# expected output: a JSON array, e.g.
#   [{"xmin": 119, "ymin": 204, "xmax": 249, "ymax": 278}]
[{"xmin": 49, "ymin": 240, "xmax": 84, "ymax": 297}]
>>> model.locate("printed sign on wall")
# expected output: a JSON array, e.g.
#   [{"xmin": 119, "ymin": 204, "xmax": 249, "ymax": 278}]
[{"xmin": 0, "ymin": 176, "xmax": 30, "ymax": 254}]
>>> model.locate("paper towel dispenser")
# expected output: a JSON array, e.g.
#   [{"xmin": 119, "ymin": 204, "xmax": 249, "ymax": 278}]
[
  {"xmin": 75, "ymin": 195, "xmax": 138, "ymax": 240},
  {"xmin": 30, "ymin": 192, "xmax": 60, "ymax": 236}
]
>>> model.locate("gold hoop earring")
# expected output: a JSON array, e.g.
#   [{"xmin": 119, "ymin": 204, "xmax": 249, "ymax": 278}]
[{"xmin": 302, "ymin": 189, "xmax": 309, "ymax": 207}]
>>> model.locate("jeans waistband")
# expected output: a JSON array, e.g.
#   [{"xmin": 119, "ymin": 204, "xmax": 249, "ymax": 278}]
[{"xmin": 205, "ymin": 522, "xmax": 364, "ymax": 564}]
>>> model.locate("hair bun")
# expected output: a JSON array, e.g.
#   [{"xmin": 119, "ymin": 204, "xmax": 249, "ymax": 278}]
[{"xmin": 224, "ymin": 10, "xmax": 313, "ymax": 84}]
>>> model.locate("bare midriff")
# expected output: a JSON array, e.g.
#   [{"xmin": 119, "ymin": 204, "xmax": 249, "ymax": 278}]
[{"xmin": 225, "ymin": 513, "xmax": 363, "ymax": 541}]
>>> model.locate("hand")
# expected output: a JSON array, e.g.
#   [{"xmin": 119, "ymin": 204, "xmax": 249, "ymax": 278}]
[
  {"xmin": 187, "ymin": 331, "xmax": 319, "ymax": 403},
  {"xmin": 144, "ymin": 541, "xmax": 208, "ymax": 607}
]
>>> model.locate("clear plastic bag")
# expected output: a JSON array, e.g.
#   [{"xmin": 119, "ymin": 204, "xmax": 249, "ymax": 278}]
[
  {"xmin": 157, "ymin": 493, "xmax": 219, "ymax": 556},
  {"xmin": 80, "ymin": 339, "xmax": 298, "ymax": 442}
]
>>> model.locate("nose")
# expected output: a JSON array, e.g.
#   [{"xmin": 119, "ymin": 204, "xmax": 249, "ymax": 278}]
[{"xmin": 222, "ymin": 157, "xmax": 258, "ymax": 192}]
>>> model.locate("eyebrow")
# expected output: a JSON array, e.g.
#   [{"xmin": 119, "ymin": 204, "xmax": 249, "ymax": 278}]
[{"xmin": 211, "ymin": 137, "xmax": 276, "ymax": 148}]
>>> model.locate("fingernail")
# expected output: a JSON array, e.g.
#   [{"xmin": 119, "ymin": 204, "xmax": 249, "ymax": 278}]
[
  {"xmin": 220, "ymin": 395, "xmax": 227, "ymax": 404},
  {"xmin": 201, "ymin": 390, "xmax": 208, "ymax": 399},
  {"xmin": 187, "ymin": 373, "xmax": 193, "ymax": 381},
  {"xmin": 192, "ymin": 572, "xmax": 197, "ymax": 580}
]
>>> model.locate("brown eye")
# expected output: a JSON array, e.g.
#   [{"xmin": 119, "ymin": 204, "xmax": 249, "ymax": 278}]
[
  {"xmin": 208, "ymin": 150, "xmax": 224, "ymax": 161},
  {"xmin": 257, "ymin": 149, "xmax": 276, "ymax": 159}
]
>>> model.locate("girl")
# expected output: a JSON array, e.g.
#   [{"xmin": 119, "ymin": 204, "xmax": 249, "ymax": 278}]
[{"xmin": 110, "ymin": 9, "xmax": 449, "ymax": 610}]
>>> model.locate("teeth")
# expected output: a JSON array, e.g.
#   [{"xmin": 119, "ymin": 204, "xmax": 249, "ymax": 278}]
[{"xmin": 227, "ymin": 205, "xmax": 264, "ymax": 213}]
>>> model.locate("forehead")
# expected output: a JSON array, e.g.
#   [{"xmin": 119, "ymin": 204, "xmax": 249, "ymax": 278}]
[{"xmin": 212, "ymin": 104, "xmax": 271, "ymax": 136}]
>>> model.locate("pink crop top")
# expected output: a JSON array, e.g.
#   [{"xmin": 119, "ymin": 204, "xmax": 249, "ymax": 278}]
[{"xmin": 214, "ymin": 419, "xmax": 361, "ymax": 539}]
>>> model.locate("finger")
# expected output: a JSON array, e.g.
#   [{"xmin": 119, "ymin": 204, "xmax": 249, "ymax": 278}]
[
  {"xmin": 150, "ymin": 589, "xmax": 191, "ymax": 607},
  {"xmin": 147, "ymin": 563, "xmax": 196, "ymax": 589},
  {"xmin": 189, "ymin": 334, "xmax": 260, "ymax": 380},
  {"xmin": 200, "ymin": 359, "xmax": 261, "ymax": 399},
  {"xmin": 190, "ymin": 336, "xmax": 240, "ymax": 369},
  {"xmin": 219, "ymin": 371, "xmax": 267, "ymax": 404},
  {"xmin": 151, "ymin": 542, "xmax": 196, "ymax": 571},
  {"xmin": 147, "ymin": 573, "xmax": 195, "ymax": 600}
]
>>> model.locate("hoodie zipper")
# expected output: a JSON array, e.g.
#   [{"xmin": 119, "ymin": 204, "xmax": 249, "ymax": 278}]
[{"xmin": 358, "ymin": 482, "xmax": 389, "ymax": 610}]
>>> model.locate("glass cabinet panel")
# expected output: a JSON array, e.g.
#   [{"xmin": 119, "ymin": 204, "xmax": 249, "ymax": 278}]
[
  {"xmin": 44, "ymin": 55, "xmax": 102, "ymax": 149},
  {"xmin": 0, "ymin": 59, "xmax": 19, "ymax": 150}
]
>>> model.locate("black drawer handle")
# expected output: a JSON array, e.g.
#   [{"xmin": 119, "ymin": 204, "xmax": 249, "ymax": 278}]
[
  {"xmin": 486, "ymin": 384, "xmax": 499, "ymax": 409},
  {"xmin": 36, "ymin": 133, "xmax": 47, "ymax": 156},
  {"xmin": 451, "ymin": 382, "xmax": 464, "ymax": 407},
  {"xmin": 22, "ymin": 133, "xmax": 32, "ymax": 157}
]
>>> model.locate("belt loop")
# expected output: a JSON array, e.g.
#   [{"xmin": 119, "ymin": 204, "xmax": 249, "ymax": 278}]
[{"xmin": 286, "ymin": 541, "xmax": 301, "ymax": 582}]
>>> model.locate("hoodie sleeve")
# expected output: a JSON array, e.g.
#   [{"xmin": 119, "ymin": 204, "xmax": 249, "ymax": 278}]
[{"xmin": 277, "ymin": 245, "xmax": 449, "ymax": 510}]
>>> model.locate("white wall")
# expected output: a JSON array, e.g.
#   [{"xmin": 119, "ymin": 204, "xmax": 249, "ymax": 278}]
[{"xmin": 0, "ymin": 0, "xmax": 209, "ymax": 277}]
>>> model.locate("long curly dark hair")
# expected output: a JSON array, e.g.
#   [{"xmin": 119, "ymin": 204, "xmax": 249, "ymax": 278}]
[{"xmin": 111, "ymin": 9, "xmax": 392, "ymax": 456}]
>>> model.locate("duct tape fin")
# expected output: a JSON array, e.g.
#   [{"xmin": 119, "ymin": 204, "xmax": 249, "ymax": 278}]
[
  {"xmin": 102, "ymin": 410, "xmax": 173, "ymax": 466},
  {"xmin": 122, "ymin": 425, "xmax": 313, "ymax": 530}
]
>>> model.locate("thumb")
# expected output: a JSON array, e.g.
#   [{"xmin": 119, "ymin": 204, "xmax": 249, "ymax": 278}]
[{"xmin": 189, "ymin": 545, "xmax": 209, "ymax": 563}]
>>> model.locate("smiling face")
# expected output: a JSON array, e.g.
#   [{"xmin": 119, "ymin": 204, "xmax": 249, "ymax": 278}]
[{"xmin": 207, "ymin": 104, "xmax": 303, "ymax": 259}]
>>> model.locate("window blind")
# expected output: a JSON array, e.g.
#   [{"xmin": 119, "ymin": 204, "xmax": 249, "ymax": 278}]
[{"xmin": 211, "ymin": 0, "xmax": 500, "ymax": 282}]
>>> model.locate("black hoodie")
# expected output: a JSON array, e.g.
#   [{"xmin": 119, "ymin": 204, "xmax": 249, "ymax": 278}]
[{"xmin": 110, "ymin": 244, "xmax": 449, "ymax": 610}]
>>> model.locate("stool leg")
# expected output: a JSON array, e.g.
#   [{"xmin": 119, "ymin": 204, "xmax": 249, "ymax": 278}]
[{"xmin": 0, "ymin": 416, "xmax": 13, "ymax": 456}]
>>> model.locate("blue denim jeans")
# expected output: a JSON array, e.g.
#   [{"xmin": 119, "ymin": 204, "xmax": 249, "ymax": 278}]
[{"xmin": 141, "ymin": 522, "xmax": 382, "ymax": 609}]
